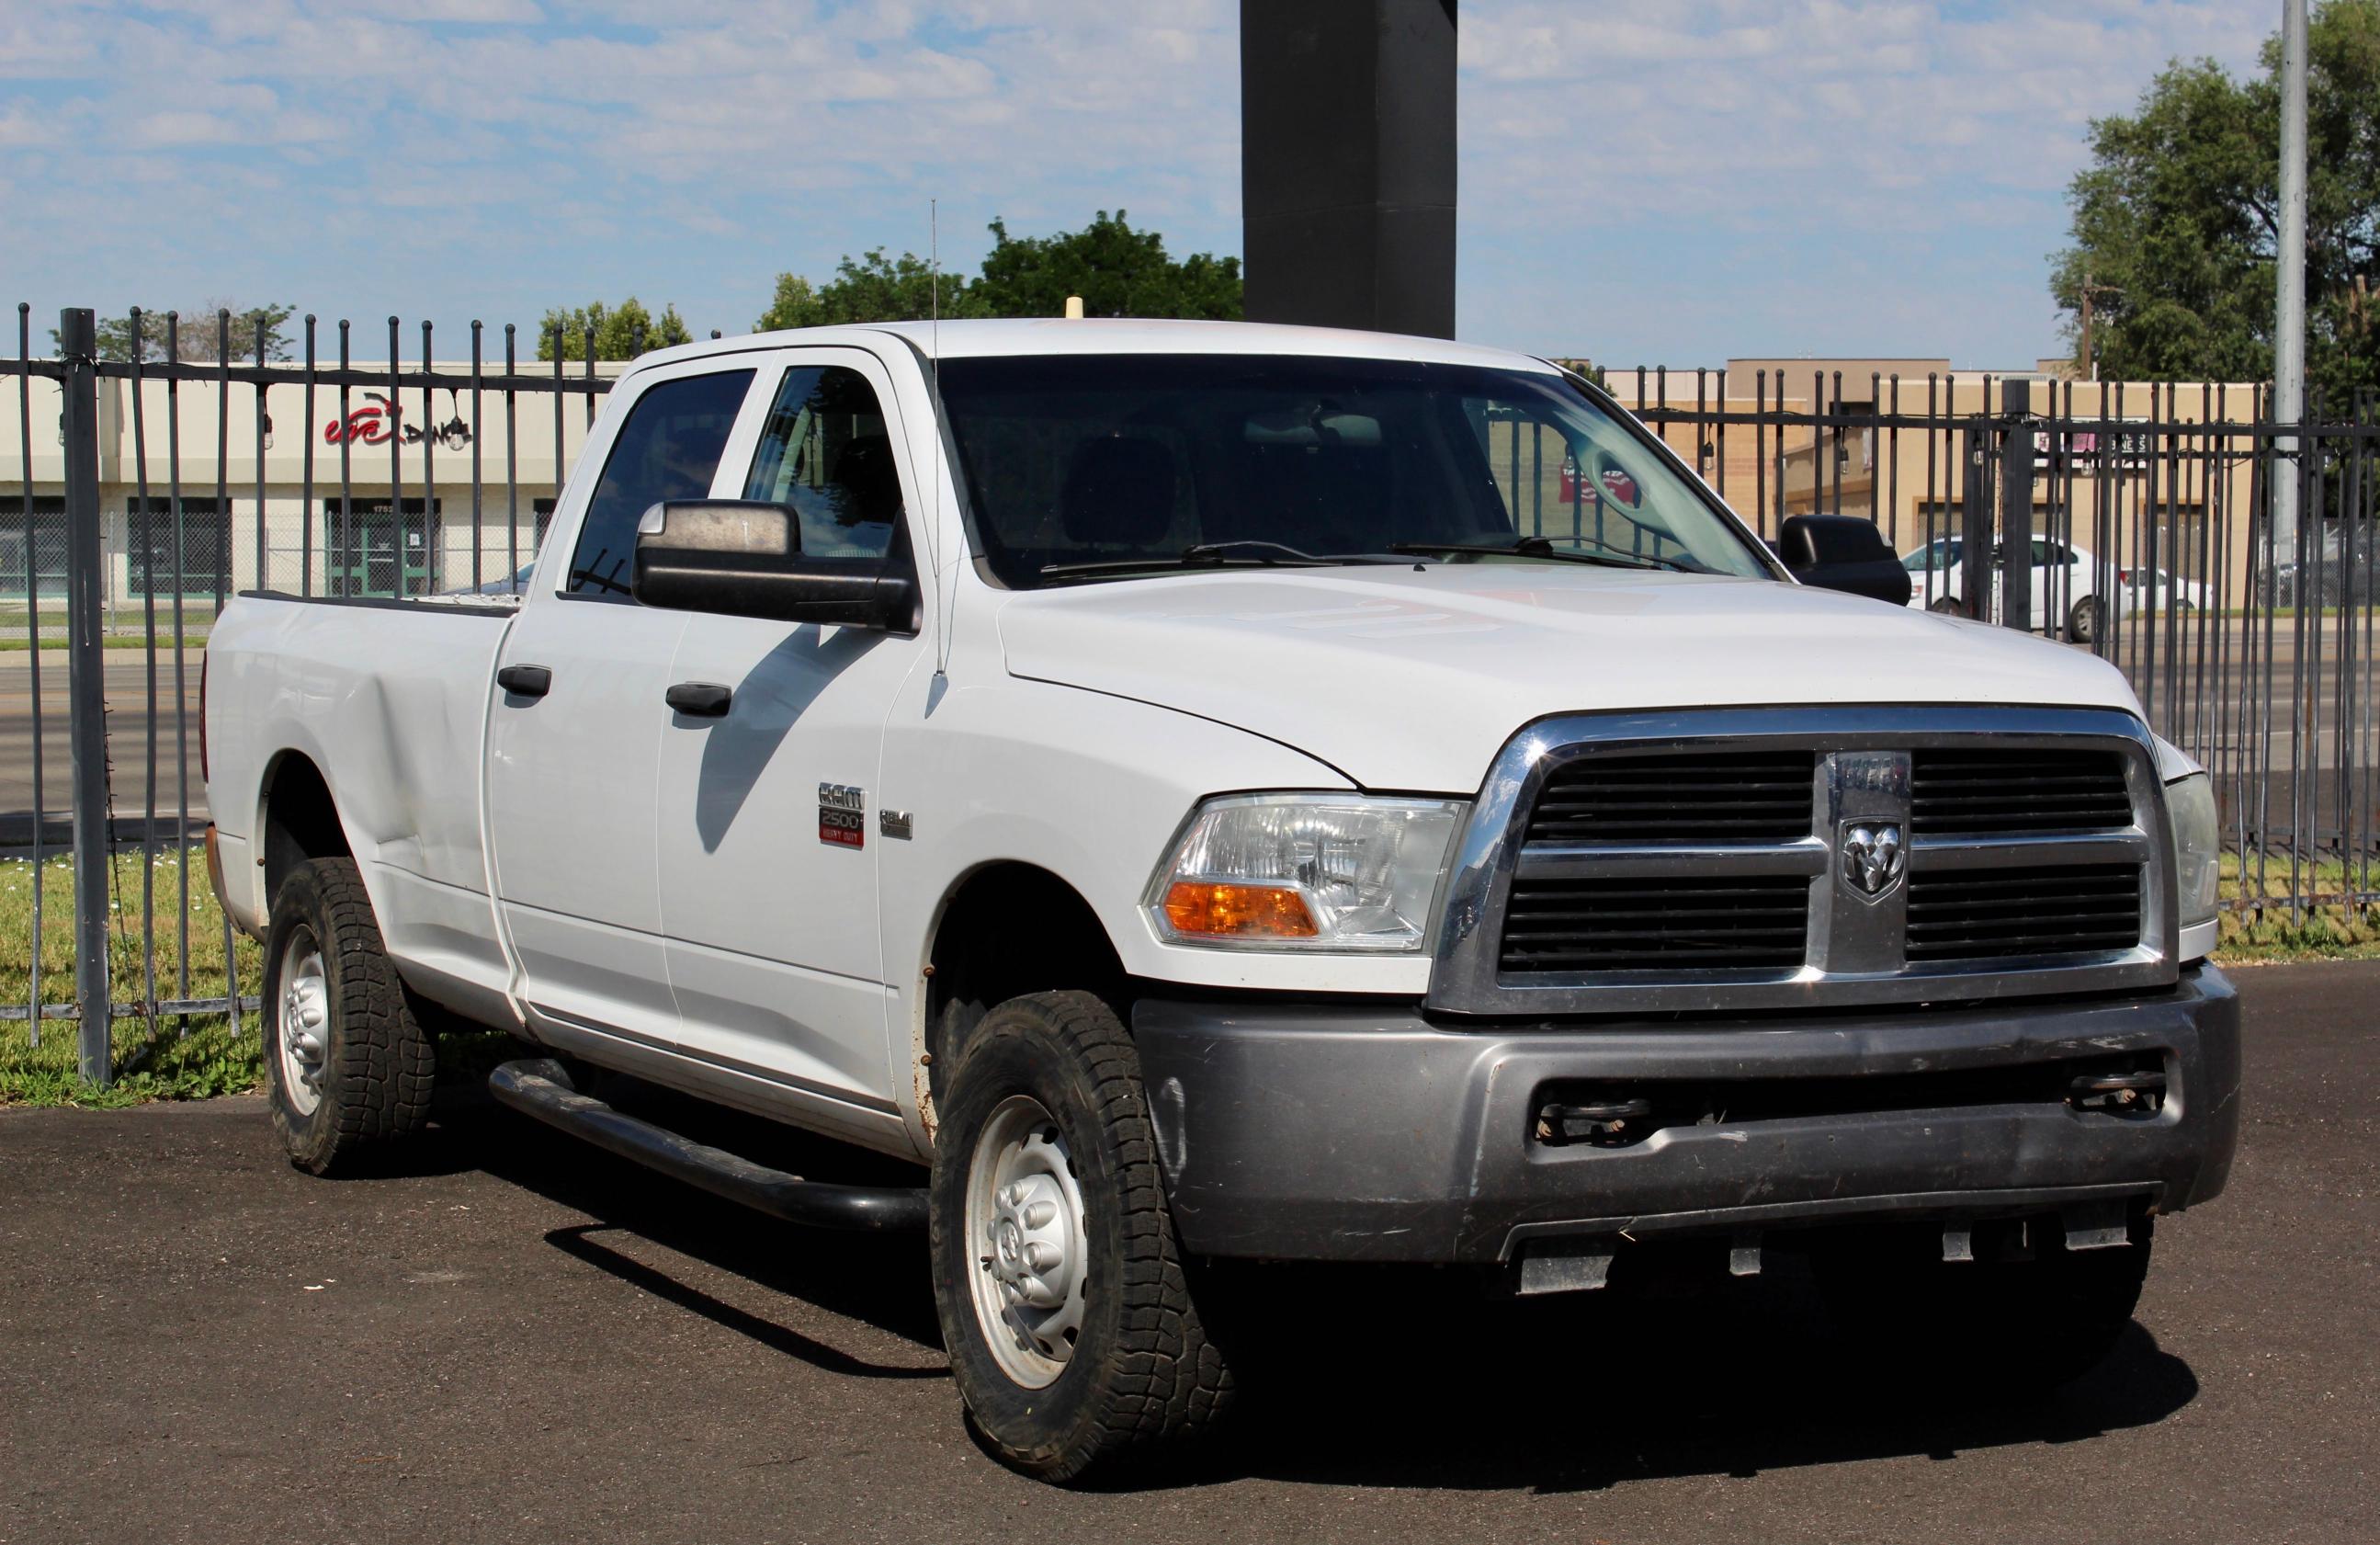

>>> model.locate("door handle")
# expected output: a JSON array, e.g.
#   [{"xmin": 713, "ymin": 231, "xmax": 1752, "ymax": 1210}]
[
  {"xmin": 666, "ymin": 682, "xmax": 732, "ymax": 718},
  {"xmin": 496, "ymin": 664, "xmax": 552, "ymax": 699}
]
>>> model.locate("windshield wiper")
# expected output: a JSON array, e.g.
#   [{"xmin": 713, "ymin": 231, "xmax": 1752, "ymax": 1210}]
[
  {"xmin": 1039, "ymin": 540, "xmax": 1388, "ymax": 579},
  {"xmin": 1388, "ymin": 538, "xmax": 1711, "ymax": 574}
]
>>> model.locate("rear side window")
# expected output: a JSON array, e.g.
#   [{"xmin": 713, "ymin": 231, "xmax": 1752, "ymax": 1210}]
[
  {"xmin": 742, "ymin": 365, "xmax": 905, "ymax": 559},
  {"xmin": 565, "ymin": 369, "xmax": 754, "ymax": 597}
]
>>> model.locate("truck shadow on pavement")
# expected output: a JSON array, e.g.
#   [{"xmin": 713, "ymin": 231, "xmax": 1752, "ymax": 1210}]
[
  {"xmin": 1192, "ymin": 1267, "xmax": 2200, "ymax": 1494},
  {"xmin": 434, "ymin": 1082, "xmax": 2200, "ymax": 1494}
]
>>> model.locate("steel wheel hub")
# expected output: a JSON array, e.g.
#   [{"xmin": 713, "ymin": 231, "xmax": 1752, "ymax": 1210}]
[
  {"xmin": 275, "ymin": 932, "xmax": 329, "ymax": 1117},
  {"xmin": 965, "ymin": 1095, "xmax": 1088, "ymax": 1389}
]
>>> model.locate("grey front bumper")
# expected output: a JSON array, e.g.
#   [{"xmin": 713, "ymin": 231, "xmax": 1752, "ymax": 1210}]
[{"xmin": 1131, "ymin": 966, "xmax": 2240, "ymax": 1265}]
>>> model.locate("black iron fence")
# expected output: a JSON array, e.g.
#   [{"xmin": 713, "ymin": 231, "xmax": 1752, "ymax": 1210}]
[
  {"xmin": 3, "ymin": 305, "xmax": 618, "ymax": 1084},
  {"xmin": 3, "ymin": 308, "xmax": 2374, "ymax": 1087},
  {"xmin": 1584, "ymin": 367, "xmax": 2377, "ymax": 915}
]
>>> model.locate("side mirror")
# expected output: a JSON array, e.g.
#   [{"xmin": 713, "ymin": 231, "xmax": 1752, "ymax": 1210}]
[
  {"xmin": 630, "ymin": 500, "xmax": 918, "ymax": 632},
  {"xmin": 1776, "ymin": 515, "xmax": 1912, "ymax": 607}
]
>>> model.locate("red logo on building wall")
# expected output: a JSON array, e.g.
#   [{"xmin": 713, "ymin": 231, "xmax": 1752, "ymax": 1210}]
[{"xmin": 323, "ymin": 391, "xmax": 473, "ymax": 449}]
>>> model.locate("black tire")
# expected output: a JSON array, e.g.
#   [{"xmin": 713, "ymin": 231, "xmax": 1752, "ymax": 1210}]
[
  {"xmin": 2068, "ymin": 596, "xmax": 2104, "ymax": 643},
  {"xmin": 1928, "ymin": 596, "xmax": 1964, "ymax": 617},
  {"xmin": 928, "ymin": 990, "xmax": 1232, "ymax": 1483},
  {"xmin": 1814, "ymin": 1214, "xmax": 2152, "ymax": 1395},
  {"xmin": 260, "ymin": 857, "xmax": 436, "ymax": 1176}
]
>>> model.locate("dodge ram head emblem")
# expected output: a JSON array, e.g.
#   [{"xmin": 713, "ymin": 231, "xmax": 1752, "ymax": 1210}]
[{"xmin": 1839, "ymin": 822, "xmax": 1906, "ymax": 901}]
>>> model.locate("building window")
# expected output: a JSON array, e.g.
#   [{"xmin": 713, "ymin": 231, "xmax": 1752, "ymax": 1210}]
[
  {"xmin": 1, "ymin": 497, "xmax": 68, "ymax": 598},
  {"xmin": 321, "ymin": 497, "xmax": 442, "ymax": 597},
  {"xmin": 129, "ymin": 497, "xmax": 232, "ymax": 599}
]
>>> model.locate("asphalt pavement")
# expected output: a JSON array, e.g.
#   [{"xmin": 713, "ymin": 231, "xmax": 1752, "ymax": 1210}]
[{"xmin": 3, "ymin": 961, "xmax": 2374, "ymax": 1544}]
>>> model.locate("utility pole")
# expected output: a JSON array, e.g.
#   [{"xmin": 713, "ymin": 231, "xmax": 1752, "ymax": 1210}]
[
  {"xmin": 2273, "ymin": 0, "xmax": 2308, "ymax": 557},
  {"xmin": 2078, "ymin": 276, "xmax": 2121, "ymax": 381}
]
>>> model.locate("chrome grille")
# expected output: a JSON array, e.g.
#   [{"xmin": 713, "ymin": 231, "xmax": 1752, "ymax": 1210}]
[
  {"xmin": 1431, "ymin": 707, "xmax": 2179, "ymax": 1017},
  {"xmin": 1524, "ymin": 751, "xmax": 1816, "ymax": 845},
  {"xmin": 1910, "ymin": 748, "xmax": 2132, "ymax": 836},
  {"xmin": 1500, "ymin": 874, "xmax": 1809, "ymax": 971},
  {"xmin": 1906, "ymin": 864, "xmax": 2142, "ymax": 962}
]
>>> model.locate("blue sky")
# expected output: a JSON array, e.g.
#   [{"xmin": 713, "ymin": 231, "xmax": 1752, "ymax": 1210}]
[{"xmin": 0, "ymin": 1, "xmax": 2274, "ymax": 369}]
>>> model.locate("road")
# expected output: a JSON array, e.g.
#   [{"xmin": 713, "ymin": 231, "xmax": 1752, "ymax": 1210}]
[
  {"xmin": 2, "ymin": 961, "xmax": 2374, "ymax": 1544},
  {"xmin": 0, "ymin": 653, "xmax": 208, "ymax": 845}
]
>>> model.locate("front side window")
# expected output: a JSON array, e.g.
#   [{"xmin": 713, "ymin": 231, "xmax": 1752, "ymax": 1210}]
[
  {"xmin": 933, "ymin": 355, "xmax": 1774, "ymax": 587},
  {"xmin": 742, "ymin": 365, "xmax": 904, "ymax": 559},
  {"xmin": 565, "ymin": 369, "xmax": 753, "ymax": 597}
]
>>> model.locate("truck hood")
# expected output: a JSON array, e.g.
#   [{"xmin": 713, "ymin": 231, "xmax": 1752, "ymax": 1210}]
[{"xmin": 996, "ymin": 565, "xmax": 2146, "ymax": 792}]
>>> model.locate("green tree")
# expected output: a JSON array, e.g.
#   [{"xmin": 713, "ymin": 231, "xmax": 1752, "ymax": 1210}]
[
  {"xmin": 61, "ymin": 301, "xmax": 296, "ymax": 362},
  {"xmin": 2051, "ymin": 0, "xmax": 2380, "ymax": 402},
  {"xmin": 970, "ymin": 210, "xmax": 1241, "ymax": 320},
  {"xmin": 754, "ymin": 248, "xmax": 982, "ymax": 330},
  {"xmin": 537, "ymin": 297, "xmax": 694, "ymax": 362},
  {"xmin": 754, "ymin": 211, "xmax": 1241, "ymax": 330}
]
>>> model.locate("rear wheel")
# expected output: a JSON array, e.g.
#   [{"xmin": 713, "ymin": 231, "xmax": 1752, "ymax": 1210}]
[
  {"xmin": 261, "ymin": 858, "xmax": 436, "ymax": 1175},
  {"xmin": 928, "ymin": 990, "xmax": 1232, "ymax": 1483},
  {"xmin": 1814, "ymin": 1214, "xmax": 2151, "ymax": 1394},
  {"xmin": 1927, "ymin": 596, "xmax": 1963, "ymax": 616},
  {"xmin": 2068, "ymin": 596, "xmax": 2105, "ymax": 642}
]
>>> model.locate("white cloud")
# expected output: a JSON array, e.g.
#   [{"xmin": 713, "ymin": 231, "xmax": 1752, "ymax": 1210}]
[{"xmin": 0, "ymin": 0, "xmax": 2280, "ymax": 363}]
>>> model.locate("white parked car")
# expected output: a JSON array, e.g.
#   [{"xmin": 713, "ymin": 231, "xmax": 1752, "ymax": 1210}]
[
  {"xmin": 2138, "ymin": 566, "xmax": 2212, "ymax": 613},
  {"xmin": 205, "ymin": 321, "xmax": 2238, "ymax": 1483},
  {"xmin": 1901, "ymin": 535, "xmax": 2133, "ymax": 641}
]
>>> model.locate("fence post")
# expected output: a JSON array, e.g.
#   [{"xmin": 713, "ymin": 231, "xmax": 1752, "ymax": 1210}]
[
  {"xmin": 60, "ymin": 308, "xmax": 112, "ymax": 1084},
  {"xmin": 1961, "ymin": 416, "xmax": 1993, "ymax": 619},
  {"xmin": 1999, "ymin": 377, "xmax": 2035, "ymax": 632}
]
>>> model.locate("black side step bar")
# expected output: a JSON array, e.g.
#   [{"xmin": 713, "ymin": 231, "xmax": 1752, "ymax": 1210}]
[{"xmin": 487, "ymin": 1059, "xmax": 928, "ymax": 1233}]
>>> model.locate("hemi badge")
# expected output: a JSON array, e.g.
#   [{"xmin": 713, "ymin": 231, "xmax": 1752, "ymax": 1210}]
[
  {"xmin": 819, "ymin": 783, "xmax": 866, "ymax": 849},
  {"xmin": 880, "ymin": 809, "xmax": 913, "ymax": 840}
]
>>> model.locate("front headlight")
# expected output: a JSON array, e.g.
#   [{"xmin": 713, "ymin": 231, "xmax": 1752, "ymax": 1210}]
[
  {"xmin": 1145, "ymin": 793, "xmax": 1467, "ymax": 952},
  {"xmin": 2166, "ymin": 769, "xmax": 2220, "ymax": 945}
]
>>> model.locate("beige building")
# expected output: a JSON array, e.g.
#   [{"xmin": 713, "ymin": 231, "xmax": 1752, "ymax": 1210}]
[{"xmin": 3, "ymin": 362, "xmax": 626, "ymax": 617}]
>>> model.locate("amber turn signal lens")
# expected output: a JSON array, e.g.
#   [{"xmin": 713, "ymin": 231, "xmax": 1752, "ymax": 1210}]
[{"xmin": 1162, "ymin": 880, "xmax": 1319, "ymax": 939}]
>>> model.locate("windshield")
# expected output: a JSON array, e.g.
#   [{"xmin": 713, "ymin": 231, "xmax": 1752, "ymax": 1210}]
[{"xmin": 933, "ymin": 354, "xmax": 1775, "ymax": 587}]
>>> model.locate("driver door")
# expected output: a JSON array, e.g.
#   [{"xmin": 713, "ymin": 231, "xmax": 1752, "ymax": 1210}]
[{"xmin": 652, "ymin": 349, "xmax": 931, "ymax": 1142}]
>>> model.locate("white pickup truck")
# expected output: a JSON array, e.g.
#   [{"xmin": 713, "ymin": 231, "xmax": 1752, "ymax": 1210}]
[{"xmin": 204, "ymin": 320, "xmax": 2239, "ymax": 1482}]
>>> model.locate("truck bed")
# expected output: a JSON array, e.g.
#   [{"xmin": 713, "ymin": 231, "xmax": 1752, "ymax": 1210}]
[{"xmin": 206, "ymin": 591, "xmax": 519, "ymax": 1021}]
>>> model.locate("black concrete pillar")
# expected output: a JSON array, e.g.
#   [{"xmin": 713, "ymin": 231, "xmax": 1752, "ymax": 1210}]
[{"xmin": 1241, "ymin": 0, "xmax": 1456, "ymax": 337}]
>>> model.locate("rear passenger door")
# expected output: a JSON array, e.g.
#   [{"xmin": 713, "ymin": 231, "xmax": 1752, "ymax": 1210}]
[
  {"xmin": 652, "ymin": 349, "xmax": 931, "ymax": 1142},
  {"xmin": 486, "ymin": 361, "xmax": 755, "ymax": 1048}
]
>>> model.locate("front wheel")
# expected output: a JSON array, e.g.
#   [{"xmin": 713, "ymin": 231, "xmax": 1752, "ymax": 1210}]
[{"xmin": 928, "ymin": 991, "xmax": 1232, "ymax": 1483}]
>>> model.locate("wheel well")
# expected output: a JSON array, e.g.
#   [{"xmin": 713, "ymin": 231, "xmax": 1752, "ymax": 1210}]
[
  {"xmin": 924, "ymin": 864, "xmax": 1128, "ymax": 1091},
  {"xmin": 259, "ymin": 753, "xmax": 349, "ymax": 906}
]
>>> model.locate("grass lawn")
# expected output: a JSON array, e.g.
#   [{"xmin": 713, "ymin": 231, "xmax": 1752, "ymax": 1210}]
[
  {"xmin": 0, "ymin": 846, "xmax": 262, "ymax": 1108},
  {"xmin": 4, "ymin": 845, "xmax": 2375, "ymax": 1109},
  {"xmin": 2216, "ymin": 849, "xmax": 2380, "ymax": 963},
  {"xmin": 0, "ymin": 632, "xmax": 212, "ymax": 652}
]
